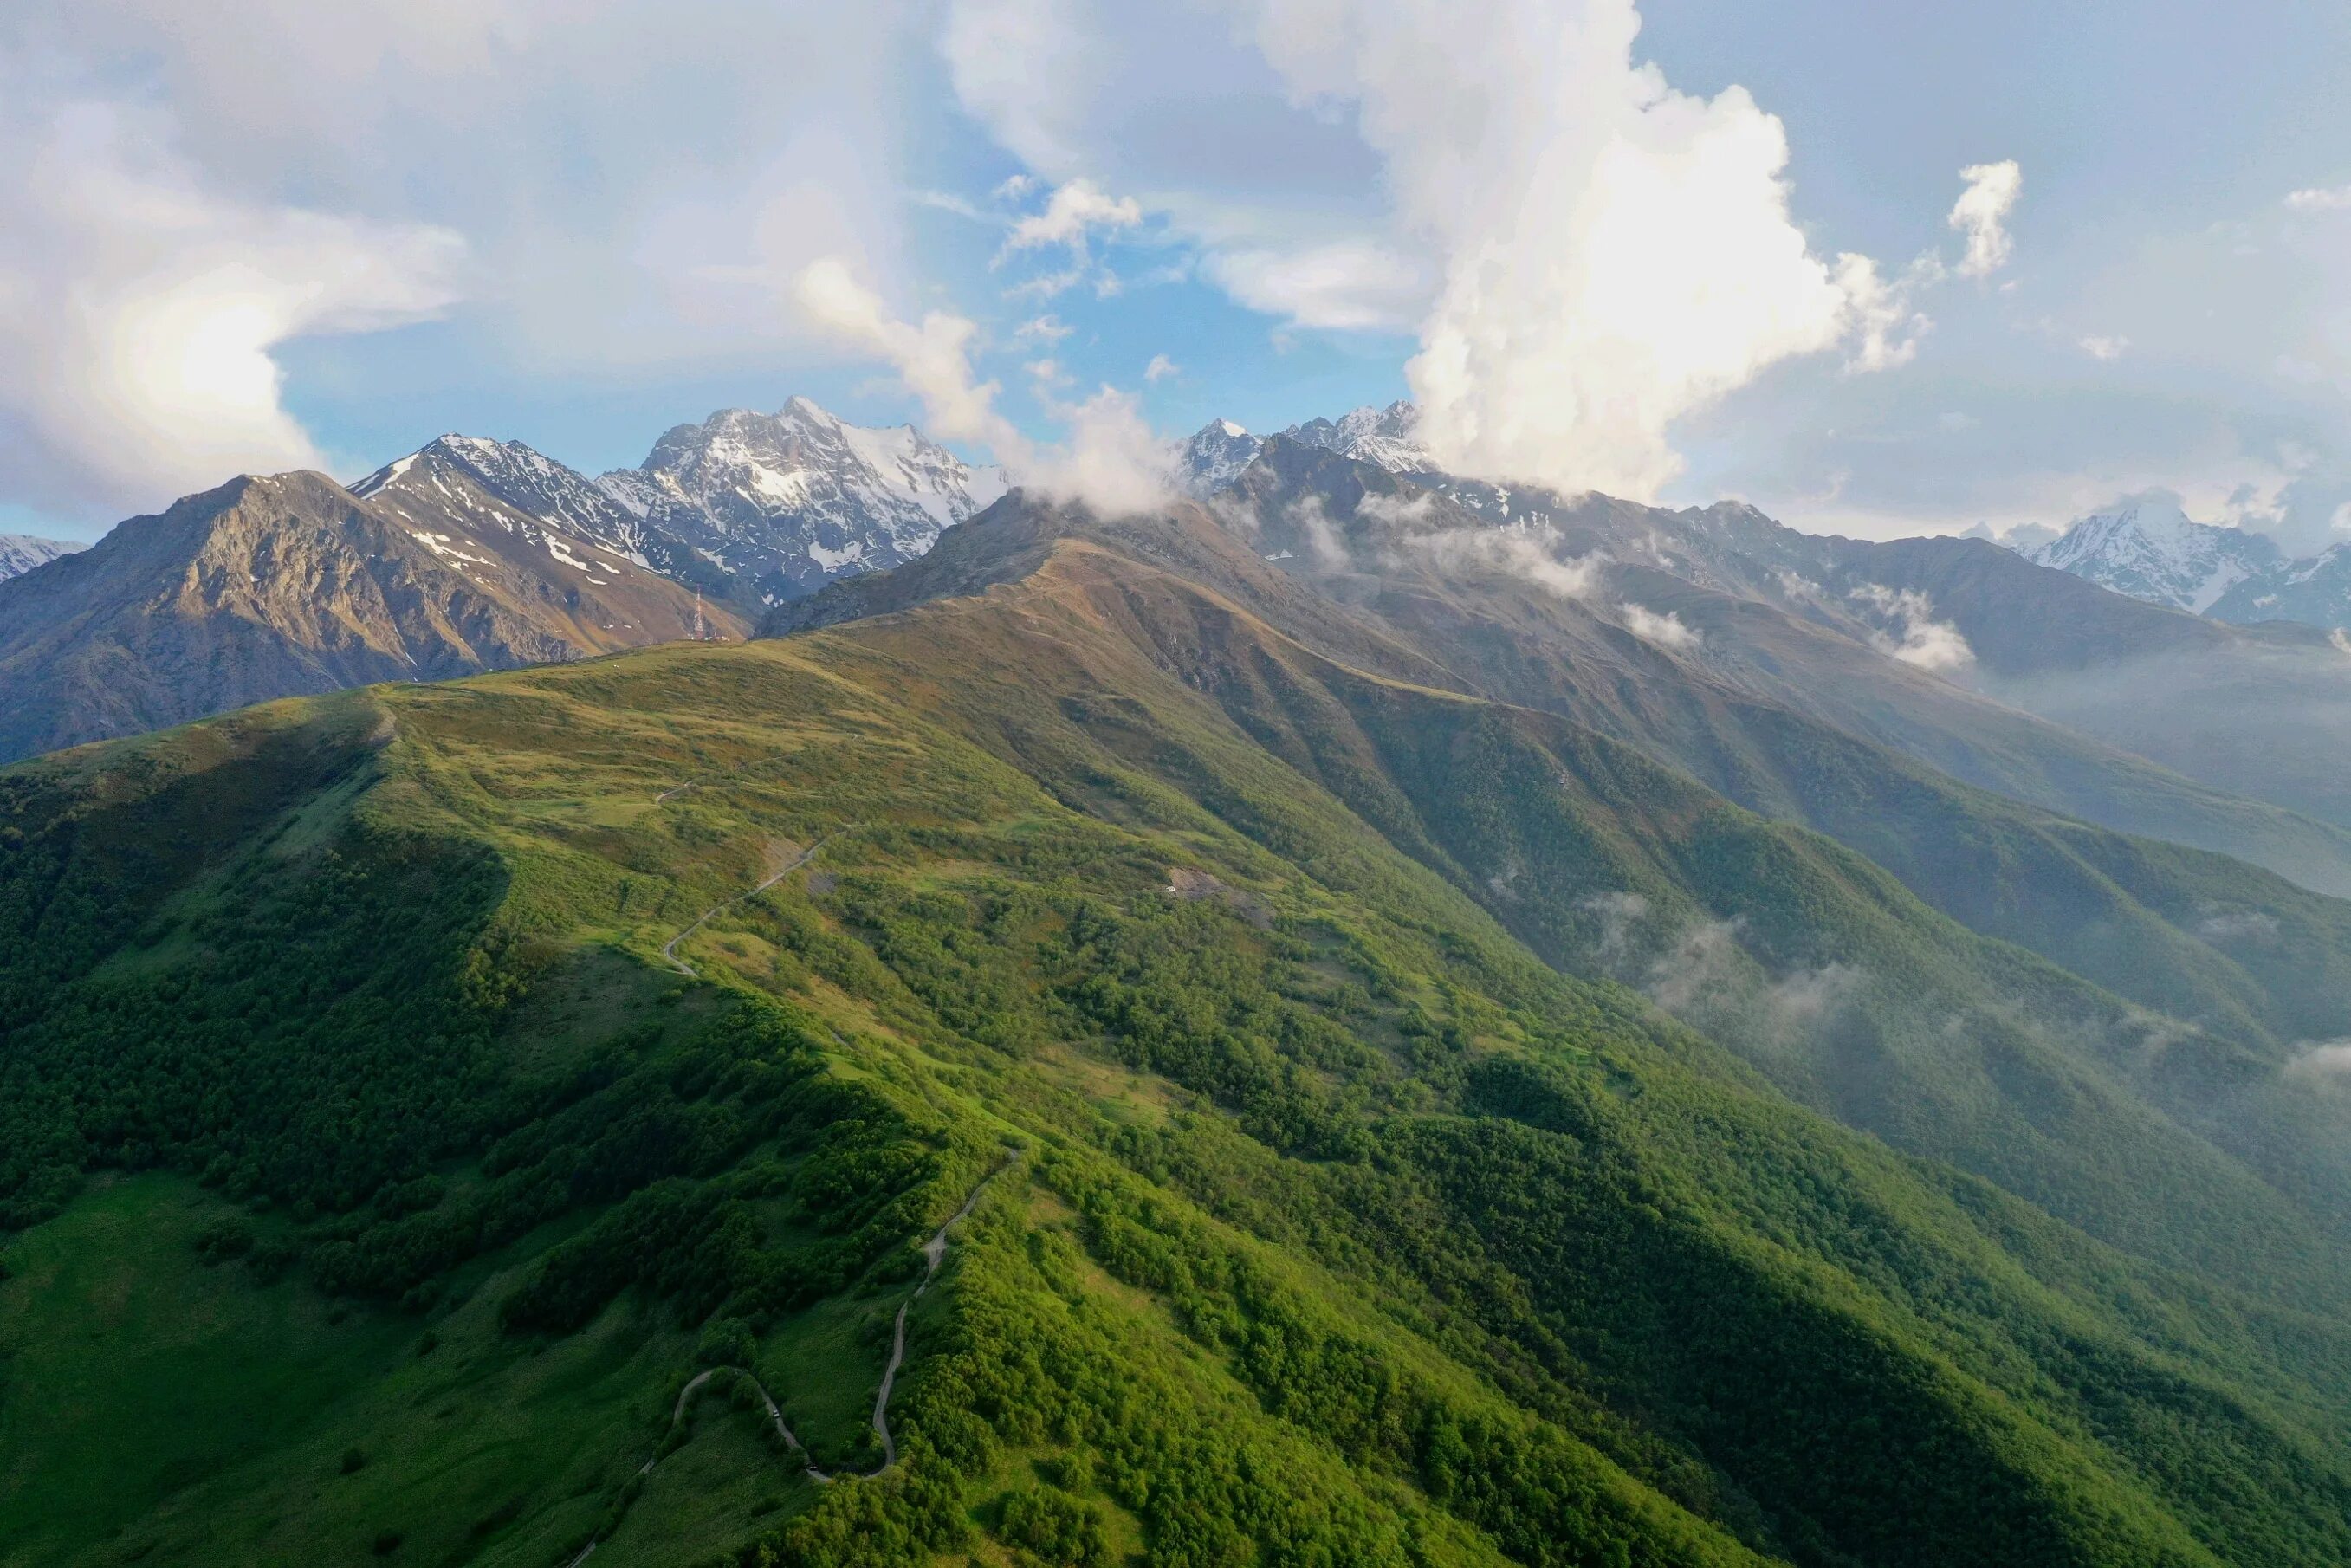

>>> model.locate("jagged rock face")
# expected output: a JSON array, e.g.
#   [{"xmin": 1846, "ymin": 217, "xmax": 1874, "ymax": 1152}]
[
  {"xmin": 2026, "ymin": 498, "xmax": 2280, "ymax": 613},
  {"xmin": 0, "ymin": 470, "xmax": 738, "ymax": 765},
  {"xmin": 1175, "ymin": 419, "xmax": 1264, "ymax": 496},
  {"xmin": 354, "ymin": 437, "xmax": 740, "ymax": 604},
  {"xmin": 2210, "ymin": 544, "xmax": 2351, "ymax": 631},
  {"xmin": 2015, "ymin": 496, "xmax": 2351, "ymax": 633},
  {"xmin": 1176, "ymin": 401, "xmax": 1435, "ymax": 496},
  {"xmin": 356, "ymin": 436, "xmax": 652, "ymax": 562},
  {"xmin": 596, "ymin": 397, "xmax": 1008, "ymax": 606},
  {"xmin": 1279, "ymin": 399, "xmax": 1434, "ymax": 473},
  {"xmin": 0, "ymin": 534, "xmax": 78, "ymax": 584}
]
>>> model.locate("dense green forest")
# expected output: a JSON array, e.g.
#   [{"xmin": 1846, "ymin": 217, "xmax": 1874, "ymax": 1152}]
[{"xmin": 3, "ymin": 509, "xmax": 2348, "ymax": 1567}]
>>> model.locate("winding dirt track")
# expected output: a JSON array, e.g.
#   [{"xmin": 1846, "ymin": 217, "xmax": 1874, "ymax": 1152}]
[
  {"xmin": 562, "ymin": 1157, "xmax": 1014, "ymax": 1566},
  {"xmin": 658, "ymin": 834, "xmax": 838, "ymax": 977}
]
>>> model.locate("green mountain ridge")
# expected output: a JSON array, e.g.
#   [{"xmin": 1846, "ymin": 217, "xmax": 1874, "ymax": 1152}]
[{"xmin": 3, "ymin": 493, "xmax": 2348, "ymax": 1567}]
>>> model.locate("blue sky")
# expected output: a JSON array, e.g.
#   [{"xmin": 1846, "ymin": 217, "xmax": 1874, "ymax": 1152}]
[{"xmin": 4, "ymin": 1, "xmax": 2349, "ymax": 549}]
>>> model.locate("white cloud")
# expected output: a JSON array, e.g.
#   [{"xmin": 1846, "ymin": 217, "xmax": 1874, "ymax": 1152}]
[
  {"xmin": 1836, "ymin": 253, "xmax": 1932, "ymax": 373},
  {"xmin": 2, "ymin": 0, "xmax": 921, "ymax": 524},
  {"xmin": 0, "ymin": 94, "xmax": 463, "ymax": 515},
  {"xmin": 910, "ymin": 188, "xmax": 989, "ymax": 221},
  {"xmin": 1847, "ymin": 582, "xmax": 1975, "ymax": 671},
  {"xmin": 1006, "ymin": 263, "xmax": 1090, "ymax": 300},
  {"xmin": 1014, "ymin": 313, "xmax": 1074, "ymax": 343},
  {"xmin": 794, "ymin": 255, "xmax": 1170, "ymax": 514},
  {"xmin": 1618, "ymin": 602, "xmax": 1700, "ymax": 648},
  {"xmin": 1282, "ymin": 494, "xmax": 1354, "ymax": 567},
  {"xmin": 1951, "ymin": 160, "xmax": 2023, "ymax": 278},
  {"xmin": 2284, "ymin": 185, "xmax": 2351, "ymax": 212},
  {"xmin": 1144, "ymin": 353, "xmax": 1180, "ymax": 382},
  {"xmin": 2283, "ymin": 1041, "xmax": 2351, "ymax": 1085},
  {"xmin": 796, "ymin": 258, "xmax": 1022, "ymax": 453},
  {"xmin": 1229, "ymin": 3, "xmax": 2018, "ymax": 501},
  {"xmin": 2079, "ymin": 334, "xmax": 2131, "ymax": 361},
  {"xmin": 936, "ymin": 0, "xmax": 2031, "ymax": 506},
  {"xmin": 1388, "ymin": 523, "xmax": 1601, "ymax": 600},
  {"xmin": 1200, "ymin": 237, "xmax": 1428, "ymax": 333},
  {"xmin": 1001, "ymin": 177, "xmax": 1142, "ymax": 254}
]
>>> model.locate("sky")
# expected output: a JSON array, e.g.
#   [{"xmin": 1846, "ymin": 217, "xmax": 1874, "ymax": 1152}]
[{"xmin": 3, "ymin": 0, "xmax": 2349, "ymax": 550}]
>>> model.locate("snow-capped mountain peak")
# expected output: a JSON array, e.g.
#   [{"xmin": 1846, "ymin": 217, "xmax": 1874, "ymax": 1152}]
[
  {"xmin": 355, "ymin": 434, "xmax": 653, "ymax": 563},
  {"xmin": 1173, "ymin": 401, "xmax": 1436, "ymax": 497},
  {"xmin": 2026, "ymin": 496, "xmax": 2277, "ymax": 613},
  {"xmin": 0, "ymin": 533, "xmax": 81, "ymax": 584},
  {"xmin": 598, "ymin": 399, "xmax": 1009, "ymax": 603},
  {"xmin": 1175, "ymin": 418, "xmax": 1265, "ymax": 496},
  {"xmin": 1281, "ymin": 399, "xmax": 1434, "ymax": 474}
]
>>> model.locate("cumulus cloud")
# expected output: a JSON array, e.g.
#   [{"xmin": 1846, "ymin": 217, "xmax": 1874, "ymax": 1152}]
[
  {"xmin": 936, "ymin": 0, "xmax": 2023, "ymax": 505},
  {"xmin": 1619, "ymin": 602, "xmax": 1700, "ymax": 648},
  {"xmin": 0, "ymin": 93, "xmax": 463, "ymax": 515},
  {"xmin": 2284, "ymin": 185, "xmax": 2351, "ymax": 212},
  {"xmin": 2079, "ymin": 334, "xmax": 2131, "ymax": 361},
  {"xmin": 795, "ymin": 255, "xmax": 1170, "ymax": 514},
  {"xmin": 1144, "ymin": 353, "xmax": 1180, "ymax": 382},
  {"xmin": 1015, "ymin": 313, "xmax": 1073, "ymax": 343},
  {"xmin": 796, "ymin": 257, "xmax": 1025, "ymax": 454},
  {"xmin": 1230, "ymin": 2, "xmax": 2017, "ymax": 500},
  {"xmin": 1951, "ymin": 160, "xmax": 2023, "ymax": 278},
  {"xmin": 1836, "ymin": 253, "xmax": 1933, "ymax": 373},
  {"xmin": 1847, "ymin": 582, "xmax": 1976, "ymax": 671},
  {"xmin": 1002, "ymin": 177, "xmax": 1143, "ymax": 254}
]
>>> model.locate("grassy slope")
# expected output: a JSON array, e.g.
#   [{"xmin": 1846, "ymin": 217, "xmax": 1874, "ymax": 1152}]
[{"xmin": 0, "ymin": 541, "xmax": 2348, "ymax": 1567}]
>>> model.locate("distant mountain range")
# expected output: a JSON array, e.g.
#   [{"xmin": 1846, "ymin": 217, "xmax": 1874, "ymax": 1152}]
[
  {"xmin": 0, "ymin": 533, "xmax": 80, "ymax": 583},
  {"xmin": 2018, "ymin": 494, "xmax": 2351, "ymax": 632},
  {"xmin": 12, "ymin": 395, "xmax": 2351, "ymax": 861},
  {"xmin": 595, "ymin": 398, "xmax": 1007, "ymax": 606},
  {"xmin": 1175, "ymin": 398, "xmax": 1433, "ymax": 493},
  {"xmin": 0, "ymin": 468, "xmax": 734, "ymax": 765},
  {"xmin": 0, "ymin": 398, "xmax": 1008, "ymax": 762}
]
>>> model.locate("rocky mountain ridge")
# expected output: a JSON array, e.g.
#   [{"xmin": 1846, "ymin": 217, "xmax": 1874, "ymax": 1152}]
[
  {"xmin": 2017, "ymin": 493, "xmax": 2351, "ymax": 635},
  {"xmin": 0, "ymin": 467, "xmax": 736, "ymax": 764}
]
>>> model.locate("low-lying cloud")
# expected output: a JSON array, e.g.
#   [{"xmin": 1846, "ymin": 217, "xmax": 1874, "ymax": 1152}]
[
  {"xmin": 1847, "ymin": 582, "xmax": 1976, "ymax": 671},
  {"xmin": 1619, "ymin": 602, "xmax": 1700, "ymax": 649},
  {"xmin": 2283, "ymin": 1040, "xmax": 2351, "ymax": 1085},
  {"xmin": 1583, "ymin": 894, "xmax": 1867, "ymax": 1043},
  {"xmin": 1389, "ymin": 523, "xmax": 1601, "ymax": 600}
]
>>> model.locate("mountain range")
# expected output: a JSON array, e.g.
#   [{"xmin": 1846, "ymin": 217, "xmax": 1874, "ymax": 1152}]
[
  {"xmin": 2021, "ymin": 493, "xmax": 2351, "ymax": 632},
  {"xmin": 1175, "ymin": 398, "xmax": 1434, "ymax": 492},
  {"xmin": 7, "ymin": 437, "xmax": 2351, "ymax": 1566}
]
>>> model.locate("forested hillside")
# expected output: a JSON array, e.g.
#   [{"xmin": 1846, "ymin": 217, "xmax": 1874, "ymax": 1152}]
[{"xmin": 3, "ymin": 496, "xmax": 2349, "ymax": 1567}]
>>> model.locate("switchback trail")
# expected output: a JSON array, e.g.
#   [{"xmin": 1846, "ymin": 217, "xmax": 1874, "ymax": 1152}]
[
  {"xmin": 561, "ymin": 1155, "xmax": 1014, "ymax": 1566},
  {"xmin": 658, "ymin": 833, "xmax": 840, "ymax": 977}
]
